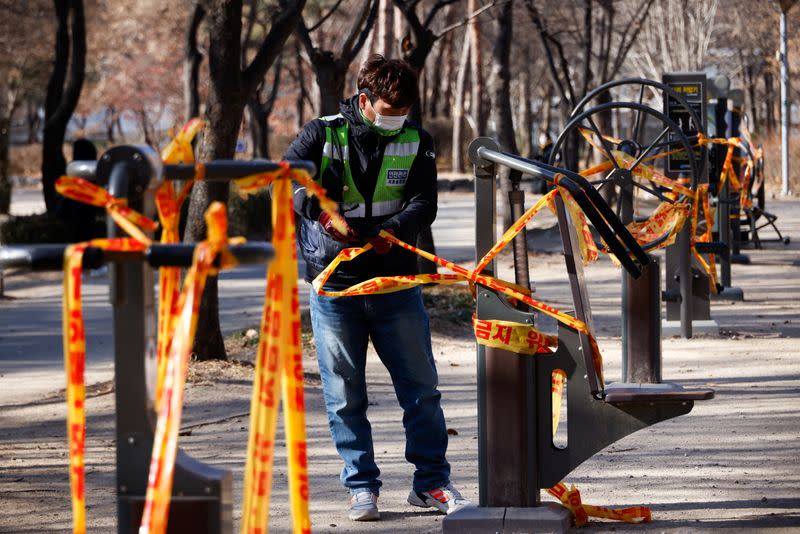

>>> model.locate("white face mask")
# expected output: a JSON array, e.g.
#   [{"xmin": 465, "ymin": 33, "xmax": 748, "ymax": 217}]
[{"xmin": 372, "ymin": 112, "xmax": 407, "ymax": 133}]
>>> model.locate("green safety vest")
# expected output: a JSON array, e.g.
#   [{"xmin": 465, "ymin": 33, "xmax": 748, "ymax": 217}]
[{"xmin": 318, "ymin": 113, "xmax": 419, "ymax": 218}]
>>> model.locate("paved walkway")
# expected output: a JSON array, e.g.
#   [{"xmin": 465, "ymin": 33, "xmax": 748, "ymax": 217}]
[
  {"xmin": 0, "ymin": 189, "xmax": 479, "ymax": 405},
  {"xmin": 2, "ymin": 188, "xmax": 799, "ymax": 532}
]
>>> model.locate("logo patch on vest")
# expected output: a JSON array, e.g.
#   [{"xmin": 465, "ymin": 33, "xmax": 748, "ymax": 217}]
[{"xmin": 386, "ymin": 169, "xmax": 409, "ymax": 186}]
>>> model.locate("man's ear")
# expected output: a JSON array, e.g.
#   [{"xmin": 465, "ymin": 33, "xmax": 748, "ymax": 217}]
[{"xmin": 358, "ymin": 92, "xmax": 368, "ymax": 111}]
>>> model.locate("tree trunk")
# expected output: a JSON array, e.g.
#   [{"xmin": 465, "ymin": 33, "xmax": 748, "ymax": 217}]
[
  {"xmin": 42, "ymin": 0, "xmax": 86, "ymax": 215},
  {"xmin": 428, "ymin": 29, "xmax": 450, "ymax": 118},
  {"xmin": 488, "ymin": 0, "xmax": 517, "ymax": 228},
  {"xmin": 138, "ymin": 110, "xmax": 154, "ymax": 146},
  {"xmin": 0, "ymin": 113, "xmax": 11, "ymax": 215},
  {"xmin": 377, "ymin": 0, "xmax": 395, "ymax": 57},
  {"xmin": 184, "ymin": 2, "xmax": 205, "ymax": 121},
  {"xmin": 27, "ymin": 100, "xmax": 41, "ymax": 144},
  {"xmin": 248, "ymin": 101, "xmax": 269, "ymax": 159},
  {"xmin": 764, "ymin": 70, "xmax": 775, "ymax": 135},
  {"xmin": 747, "ymin": 64, "xmax": 758, "ymax": 133},
  {"xmin": 186, "ymin": 0, "xmax": 304, "ymax": 360},
  {"xmin": 595, "ymin": 89, "xmax": 615, "ymax": 205},
  {"xmin": 451, "ymin": 29, "xmax": 470, "ymax": 173},
  {"xmin": 312, "ymin": 56, "xmax": 347, "ymax": 116},
  {"xmin": 540, "ymin": 82, "xmax": 553, "ymax": 147},
  {"xmin": 185, "ymin": 0, "xmax": 245, "ymax": 361},
  {"xmin": 295, "ymin": 41, "xmax": 308, "ymax": 129},
  {"xmin": 519, "ymin": 61, "xmax": 534, "ymax": 158},
  {"xmin": 468, "ymin": 0, "xmax": 486, "ymax": 136},
  {"xmin": 105, "ymin": 106, "xmax": 116, "ymax": 144}
]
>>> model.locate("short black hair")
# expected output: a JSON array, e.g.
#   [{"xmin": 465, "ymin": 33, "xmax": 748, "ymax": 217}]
[{"xmin": 357, "ymin": 54, "xmax": 419, "ymax": 109}]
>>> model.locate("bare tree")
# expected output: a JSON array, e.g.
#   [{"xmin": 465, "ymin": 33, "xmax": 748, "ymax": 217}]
[
  {"xmin": 627, "ymin": 0, "xmax": 718, "ymax": 78},
  {"xmin": 394, "ymin": 0, "xmax": 500, "ymax": 272},
  {"xmin": 468, "ymin": 0, "xmax": 486, "ymax": 135},
  {"xmin": 184, "ymin": 2, "xmax": 205, "ymax": 120},
  {"xmin": 488, "ymin": 0, "xmax": 519, "ymax": 228},
  {"xmin": 296, "ymin": 0, "xmax": 379, "ymax": 115},
  {"xmin": 525, "ymin": 0, "xmax": 655, "ymax": 114},
  {"xmin": 41, "ymin": 0, "xmax": 86, "ymax": 215},
  {"xmin": 377, "ymin": 0, "xmax": 397, "ymax": 56},
  {"xmin": 451, "ymin": 27, "xmax": 470, "ymax": 172},
  {"xmin": 183, "ymin": 0, "xmax": 306, "ymax": 360},
  {"xmin": 0, "ymin": 0, "xmax": 52, "ymax": 213},
  {"xmin": 247, "ymin": 55, "xmax": 283, "ymax": 159}
]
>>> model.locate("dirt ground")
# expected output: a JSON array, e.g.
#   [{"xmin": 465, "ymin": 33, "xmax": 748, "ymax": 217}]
[{"xmin": 1, "ymin": 199, "xmax": 799, "ymax": 533}]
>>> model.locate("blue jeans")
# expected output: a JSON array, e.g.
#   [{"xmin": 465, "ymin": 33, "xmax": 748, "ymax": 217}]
[{"xmin": 309, "ymin": 286, "xmax": 450, "ymax": 495}]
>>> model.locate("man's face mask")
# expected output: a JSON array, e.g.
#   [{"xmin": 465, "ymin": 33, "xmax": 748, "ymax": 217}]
[
  {"xmin": 372, "ymin": 112, "xmax": 407, "ymax": 132},
  {"xmin": 360, "ymin": 89, "xmax": 408, "ymax": 134}
]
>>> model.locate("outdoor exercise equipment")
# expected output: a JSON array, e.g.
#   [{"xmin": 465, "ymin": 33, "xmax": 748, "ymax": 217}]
[
  {"xmin": 721, "ymin": 89, "xmax": 752, "ymax": 268},
  {"xmin": 735, "ymin": 133, "xmax": 790, "ymax": 248},
  {"xmin": 659, "ymin": 73, "xmax": 737, "ymax": 329},
  {"xmin": 0, "ymin": 142, "xmax": 323, "ymax": 533},
  {"xmin": 441, "ymin": 137, "xmax": 713, "ymax": 533},
  {"xmin": 558, "ymin": 77, "xmax": 706, "ymax": 377}
]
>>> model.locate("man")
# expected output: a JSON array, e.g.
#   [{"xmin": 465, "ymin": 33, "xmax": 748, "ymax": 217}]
[{"xmin": 284, "ymin": 55, "xmax": 469, "ymax": 521}]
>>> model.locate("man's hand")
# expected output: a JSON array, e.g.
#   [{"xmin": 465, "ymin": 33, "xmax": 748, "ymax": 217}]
[
  {"xmin": 318, "ymin": 211, "xmax": 357, "ymax": 243},
  {"xmin": 370, "ymin": 229, "xmax": 395, "ymax": 254}
]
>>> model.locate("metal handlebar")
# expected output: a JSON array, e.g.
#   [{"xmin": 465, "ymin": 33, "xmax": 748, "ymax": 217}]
[
  {"xmin": 469, "ymin": 140, "xmax": 649, "ymax": 277},
  {"xmin": 67, "ymin": 156, "xmax": 316, "ymax": 184},
  {"xmin": 0, "ymin": 243, "xmax": 274, "ymax": 272}
]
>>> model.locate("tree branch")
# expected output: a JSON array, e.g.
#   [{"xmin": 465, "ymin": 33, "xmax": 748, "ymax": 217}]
[
  {"xmin": 341, "ymin": 0, "xmax": 376, "ymax": 61},
  {"xmin": 308, "ymin": 0, "xmax": 345, "ymax": 32},
  {"xmin": 243, "ymin": 0, "xmax": 307, "ymax": 96},
  {"xmin": 394, "ymin": 0, "xmax": 425, "ymax": 38},
  {"xmin": 241, "ymin": 0, "xmax": 257, "ymax": 66},
  {"xmin": 609, "ymin": 0, "xmax": 654, "ymax": 80},
  {"xmin": 295, "ymin": 17, "xmax": 316, "ymax": 58},
  {"xmin": 346, "ymin": 0, "xmax": 379, "ymax": 62},
  {"xmin": 580, "ymin": 0, "xmax": 592, "ymax": 98},
  {"xmin": 263, "ymin": 53, "xmax": 283, "ymax": 115},
  {"xmin": 49, "ymin": 0, "xmax": 86, "ymax": 128},
  {"xmin": 437, "ymin": 0, "xmax": 509, "ymax": 38},
  {"xmin": 524, "ymin": 0, "xmax": 575, "ymax": 109},
  {"xmin": 422, "ymin": 0, "xmax": 459, "ymax": 29}
]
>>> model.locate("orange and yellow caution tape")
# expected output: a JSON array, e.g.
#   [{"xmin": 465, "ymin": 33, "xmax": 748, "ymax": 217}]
[
  {"xmin": 138, "ymin": 203, "xmax": 241, "ymax": 534},
  {"xmin": 152, "ymin": 119, "xmax": 204, "ymax": 408},
  {"xmin": 56, "ymin": 176, "xmax": 157, "ymax": 245},
  {"xmin": 547, "ymin": 482, "xmax": 651, "ymax": 527},
  {"xmin": 63, "ymin": 237, "xmax": 148, "ymax": 534},
  {"xmin": 240, "ymin": 169, "xmax": 312, "ymax": 534}
]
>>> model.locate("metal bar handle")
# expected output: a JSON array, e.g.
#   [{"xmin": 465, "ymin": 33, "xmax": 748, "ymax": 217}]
[
  {"xmin": 68, "ymin": 157, "xmax": 316, "ymax": 183},
  {"xmin": 473, "ymin": 144, "xmax": 647, "ymax": 277},
  {"xmin": 0, "ymin": 243, "xmax": 274, "ymax": 272}
]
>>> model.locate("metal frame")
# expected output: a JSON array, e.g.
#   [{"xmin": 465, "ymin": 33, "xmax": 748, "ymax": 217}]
[
  {"xmin": 0, "ymin": 145, "xmax": 312, "ymax": 534},
  {"xmin": 445, "ymin": 137, "xmax": 713, "ymax": 534}
]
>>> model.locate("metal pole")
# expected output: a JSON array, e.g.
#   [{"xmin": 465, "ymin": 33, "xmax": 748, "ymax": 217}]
[
  {"xmin": 780, "ymin": 9, "xmax": 791, "ymax": 195},
  {"xmin": 508, "ymin": 171, "xmax": 531, "ymax": 290},
  {"xmin": 678, "ymin": 224, "xmax": 693, "ymax": 339},
  {"xmin": 621, "ymin": 257, "xmax": 661, "ymax": 383},
  {"xmin": 473, "ymin": 156, "xmax": 496, "ymax": 508}
]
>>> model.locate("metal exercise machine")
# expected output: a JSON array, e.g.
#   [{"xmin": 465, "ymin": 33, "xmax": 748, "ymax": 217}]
[
  {"xmin": 0, "ymin": 145, "xmax": 314, "ymax": 533},
  {"xmin": 565, "ymin": 77, "xmax": 709, "ymax": 368},
  {"xmin": 441, "ymin": 139, "xmax": 713, "ymax": 533}
]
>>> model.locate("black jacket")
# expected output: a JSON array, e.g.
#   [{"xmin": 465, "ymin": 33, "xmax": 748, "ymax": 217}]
[{"xmin": 283, "ymin": 96, "xmax": 438, "ymax": 289}]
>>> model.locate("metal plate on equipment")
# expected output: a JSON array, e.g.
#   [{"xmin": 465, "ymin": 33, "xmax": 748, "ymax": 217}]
[{"xmin": 663, "ymin": 73, "xmax": 707, "ymax": 174}]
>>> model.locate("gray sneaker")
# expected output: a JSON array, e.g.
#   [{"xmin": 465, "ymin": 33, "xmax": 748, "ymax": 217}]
[
  {"xmin": 349, "ymin": 491, "xmax": 380, "ymax": 521},
  {"xmin": 407, "ymin": 483, "xmax": 471, "ymax": 514}
]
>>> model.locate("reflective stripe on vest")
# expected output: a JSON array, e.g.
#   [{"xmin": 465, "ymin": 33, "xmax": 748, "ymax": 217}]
[{"xmin": 318, "ymin": 114, "xmax": 419, "ymax": 218}]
